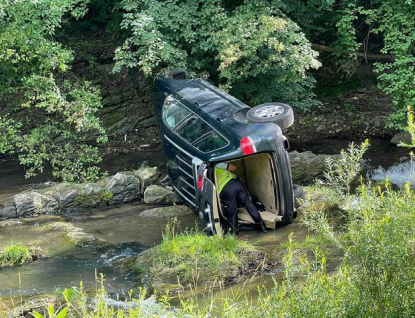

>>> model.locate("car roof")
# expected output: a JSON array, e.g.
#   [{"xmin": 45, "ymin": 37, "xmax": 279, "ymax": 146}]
[{"xmin": 173, "ymin": 79, "xmax": 248, "ymax": 121}]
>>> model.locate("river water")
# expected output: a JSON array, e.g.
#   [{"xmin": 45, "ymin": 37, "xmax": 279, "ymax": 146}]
[{"xmin": 0, "ymin": 139, "xmax": 411, "ymax": 301}]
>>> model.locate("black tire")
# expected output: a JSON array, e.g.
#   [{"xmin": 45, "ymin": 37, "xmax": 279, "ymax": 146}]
[
  {"xmin": 246, "ymin": 102, "xmax": 294, "ymax": 129},
  {"xmin": 163, "ymin": 69, "xmax": 190, "ymax": 80}
]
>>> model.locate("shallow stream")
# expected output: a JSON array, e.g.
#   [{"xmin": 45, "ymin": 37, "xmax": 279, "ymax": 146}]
[{"xmin": 0, "ymin": 138, "xmax": 412, "ymax": 301}]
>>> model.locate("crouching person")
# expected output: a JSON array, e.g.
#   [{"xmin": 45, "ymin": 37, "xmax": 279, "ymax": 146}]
[{"xmin": 215, "ymin": 162, "xmax": 267, "ymax": 235}]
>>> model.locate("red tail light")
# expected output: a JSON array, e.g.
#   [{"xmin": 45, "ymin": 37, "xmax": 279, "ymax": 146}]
[
  {"xmin": 240, "ymin": 136, "xmax": 256, "ymax": 155},
  {"xmin": 197, "ymin": 174, "xmax": 204, "ymax": 190}
]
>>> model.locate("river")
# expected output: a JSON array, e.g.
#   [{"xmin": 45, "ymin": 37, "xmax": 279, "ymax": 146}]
[{"xmin": 0, "ymin": 138, "xmax": 411, "ymax": 302}]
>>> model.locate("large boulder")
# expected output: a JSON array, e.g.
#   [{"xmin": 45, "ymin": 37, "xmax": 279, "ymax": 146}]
[
  {"xmin": 289, "ymin": 151, "xmax": 339, "ymax": 183},
  {"xmin": 391, "ymin": 131, "xmax": 412, "ymax": 146},
  {"xmin": 41, "ymin": 183, "xmax": 87, "ymax": 212},
  {"xmin": 143, "ymin": 185, "xmax": 182, "ymax": 204},
  {"xmin": 105, "ymin": 172, "xmax": 141, "ymax": 204},
  {"xmin": 0, "ymin": 191, "xmax": 58, "ymax": 218},
  {"xmin": 133, "ymin": 167, "xmax": 161, "ymax": 190}
]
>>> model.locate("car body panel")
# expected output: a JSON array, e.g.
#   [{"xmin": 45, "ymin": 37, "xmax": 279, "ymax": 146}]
[{"xmin": 153, "ymin": 70, "xmax": 296, "ymax": 233}]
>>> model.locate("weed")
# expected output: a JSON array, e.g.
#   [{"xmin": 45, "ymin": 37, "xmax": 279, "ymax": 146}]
[
  {"xmin": 0, "ymin": 243, "xmax": 31, "ymax": 267},
  {"xmin": 321, "ymin": 139, "xmax": 370, "ymax": 194}
]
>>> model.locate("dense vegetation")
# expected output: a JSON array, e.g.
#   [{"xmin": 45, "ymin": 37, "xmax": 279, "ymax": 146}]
[
  {"xmin": 0, "ymin": 0, "xmax": 108, "ymax": 182},
  {"xmin": 7, "ymin": 131, "xmax": 415, "ymax": 317},
  {"xmin": 1, "ymin": 0, "xmax": 414, "ymax": 180}
]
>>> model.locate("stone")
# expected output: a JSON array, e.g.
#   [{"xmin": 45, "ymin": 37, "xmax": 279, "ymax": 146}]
[
  {"xmin": 391, "ymin": 131, "xmax": 412, "ymax": 146},
  {"xmin": 293, "ymin": 184, "xmax": 305, "ymax": 208},
  {"xmin": 0, "ymin": 219, "xmax": 22, "ymax": 226},
  {"xmin": 143, "ymin": 185, "xmax": 182, "ymax": 204},
  {"xmin": 139, "ymin": 205, "xmax": 193, "ymax": 218},
  {"xmin": 289, "ymin": 151, "xmax": 340, "ymax": 183},
  {"xmin": 133, "ymin": 167, "xmax": 161, "ymax": 191},
  {"xmin": 105, "ymin": 172, "xmax": 141, "ymax": 204},
  {"xmin": 42, "ymin": 183, "xmax": 85, "ymax": 212},
  {"xmin": 0, "ymin": 191, "xmax": 59, "ymax": 218},
  {"xmin": 45, "ymin": 221, "xmax": 96, "ymax": 244}
]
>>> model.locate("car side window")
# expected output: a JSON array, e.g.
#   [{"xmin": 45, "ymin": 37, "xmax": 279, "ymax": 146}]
[
  {"xmin": 177, "ymin": 116, "xmax": 228, "ymax": 152},
  {"xmin": 163, "ymin": 97, "xmax": 191, "ymax": 128},
  {"xmin": 194, "ymin": 133, "xmax": 228, "ymax": 152},
  {"xmin": 176, "ymin": 116, "xmax": 211, "ymax": 144}
]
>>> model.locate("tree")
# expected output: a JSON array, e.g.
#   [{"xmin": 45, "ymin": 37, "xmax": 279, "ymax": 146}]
[
  {"xmin": 281, "ymin": 0, "xmax": 415, "ymax": 128},
  {"xmin": 114, "ymin": 0, "xmax": 321, "ymax": 110},
  {"xmin": 0, "ymin": 0, "xmax": 107, "ymax": 182}
]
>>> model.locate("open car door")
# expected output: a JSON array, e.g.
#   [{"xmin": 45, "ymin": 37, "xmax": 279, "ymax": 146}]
[{"xmin": 195, "ymin": 161, "xmax": 223, "ymax": 237}]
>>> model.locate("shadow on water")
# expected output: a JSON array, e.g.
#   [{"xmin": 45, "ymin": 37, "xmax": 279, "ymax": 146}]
[
  {"xmin": 0, "ymin": 204, "xmax": 198, "ymax": 298},
  {"xmin": 0, "ymin": 151, "xmax": 195, "ymax": 298}
]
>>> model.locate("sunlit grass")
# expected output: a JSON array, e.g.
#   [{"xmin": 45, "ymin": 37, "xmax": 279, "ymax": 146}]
[
  {"xmin": 0, "ymin": 242, "xmax": 31, "ymax": 267},
  {"xmin": 136, "ymin": 218, "xmax": 259, "ymax": 290}
]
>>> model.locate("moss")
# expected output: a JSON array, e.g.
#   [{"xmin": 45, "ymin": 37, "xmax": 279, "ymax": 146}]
[{"xmin": 73, "ymin": 189, "xmax": 113, "ymax": 208}]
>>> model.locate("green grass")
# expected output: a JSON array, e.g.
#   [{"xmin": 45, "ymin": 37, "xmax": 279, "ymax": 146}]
[
  {"xmin": 136, "ymin": 220, "xmax": 260, "ymax": 293},
  {"xmin": 0, "ymin": 243, "xmax": 31, "ymax": 267}
]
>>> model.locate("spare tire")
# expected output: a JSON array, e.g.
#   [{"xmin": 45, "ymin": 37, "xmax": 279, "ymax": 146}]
[
  {"xmin": 163, "ymin": 69, "xmax": 190, "ymax": 80},
  {"xmin": 247, "ymin": 102, "xmax": 294, "ymax": 129}
]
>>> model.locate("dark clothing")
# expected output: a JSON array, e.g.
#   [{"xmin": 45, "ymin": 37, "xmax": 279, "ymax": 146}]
[{"xmin": 220, "ymin": 178, "xmax": 264, "ymax": 230}]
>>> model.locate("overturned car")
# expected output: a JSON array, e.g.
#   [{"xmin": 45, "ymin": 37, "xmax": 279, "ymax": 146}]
[{"xmin": 153, "ymin": 69, "xmax": 296, "ymax": 235}]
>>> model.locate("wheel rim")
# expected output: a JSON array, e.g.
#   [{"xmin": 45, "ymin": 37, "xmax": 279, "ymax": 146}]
[{"xmin": 254, "ymin": 105, "xmax": 285, "ymax": 118}]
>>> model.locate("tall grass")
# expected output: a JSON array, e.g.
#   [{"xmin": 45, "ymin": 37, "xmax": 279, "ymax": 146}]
[
  {"xmin": 7, "ymin": 122, "xmax": 415, "ymax": 317},
  {"xmin": 0, "ymin": 242, "xmax": 31, "ymax": 267},
  {"xmin": 136, "ymin": 217, "xmax": 259, "ymax": 293}
]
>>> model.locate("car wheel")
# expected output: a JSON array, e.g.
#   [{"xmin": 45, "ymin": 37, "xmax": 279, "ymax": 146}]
[
  {"xmin": 246, "ymin": 102, "xmax": 294, "ymax": 129},
  {"xmin": 163, "ymin": 69, "xmax": 190, "ymax": 80}
]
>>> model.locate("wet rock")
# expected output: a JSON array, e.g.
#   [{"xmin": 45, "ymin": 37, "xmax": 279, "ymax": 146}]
[
  {"xmin": 391, "ymin": 131, "xmax": 412, "ymax": 146},
  {"xmin": 289, "ymin": 151, "xmax": 340, "ymax": 183},
  {"xmin": 143, "ymin": 185, "xmax": 182, "ymax": 204},
  {"xmin": 103, "ymin": 295, "xmax": 170, "ymax": 316},
  {"xmin": 66, "ymin": 231, "xmax": 96, "ymax": 244},
  {"xmin": 139, "ymin": 205, "xmax": 193, "ymax": 218},
  {"xmin": 0, "ymin": 191, "xmax": 59, "ymax": 218},
  {"xmin": 42, "ymin": 183, "xmax": 85, "ymax": 212},
  {"xmin": 45, "ymin": 221, "xmax": 96, "ymax": 244},
  {"xmin": 105, "ymin": 172, "xmax": 141, "ymax": 204},
  {"xmin": 133, "ymin": 166, "xmax": 161, "ymax": 190},
  {"xmin": 0, "ymin": 219, "xmax": 22, "ymax": 226},
  {"xmin": 6, "ymin": 294, "xmax": 61, "ymax": 318},
  {"xmin": 293, "ymin": 184, "xmax": 305, "ymax": 208}
]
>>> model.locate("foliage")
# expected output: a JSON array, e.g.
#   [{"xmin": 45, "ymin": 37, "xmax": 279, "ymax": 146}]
[
  {"xmin": 67, "ymin": 0, "xmax": 123, "ymax": 33},
  {"xmin": 281, "ymin": 0, "xmax": 415, "ymax": 127},
  {"xmin": 5, "ymin": 183, "xmax": 415, "ymax": 316},
  {"xmin": 0, "ymin": 243, "xmax": 31, "ymax": 267},
  {"xmin": 321, "ymin": 139, "xmax": 370, "ymax": 194},
  {"xmin": 399, "ymin": 106, "xmax": 415, "ymax": 149},
  {"xmin": 0, "ymin": 0, "xmax": 107, "ymax": 182},
  {"xmin": 32, "ymin": 306, "xmax": 68, "ymax": 318},
  {"xmin": 114, "ymin": 0, "xmax": 321, "ymax": 110}
]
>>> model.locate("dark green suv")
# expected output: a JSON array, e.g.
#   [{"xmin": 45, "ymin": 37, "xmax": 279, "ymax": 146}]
[{"xmin": 154, "ymin": 69, "xmax": 296, "ymax": 235}]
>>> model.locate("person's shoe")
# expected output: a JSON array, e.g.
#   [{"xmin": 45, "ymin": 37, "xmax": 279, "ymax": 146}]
[{"xmin": 259, "ymin": 223, "xmax": 268, "ymax": 233}]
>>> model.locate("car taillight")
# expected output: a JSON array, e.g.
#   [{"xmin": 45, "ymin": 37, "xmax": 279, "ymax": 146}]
[
  {"xmin": 197, "ymin": 174, "xmax": 204, "ymax": 190},
  {"xmin": 240, "ymin": 136, "xmax": 256, "ymax": 155}
]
